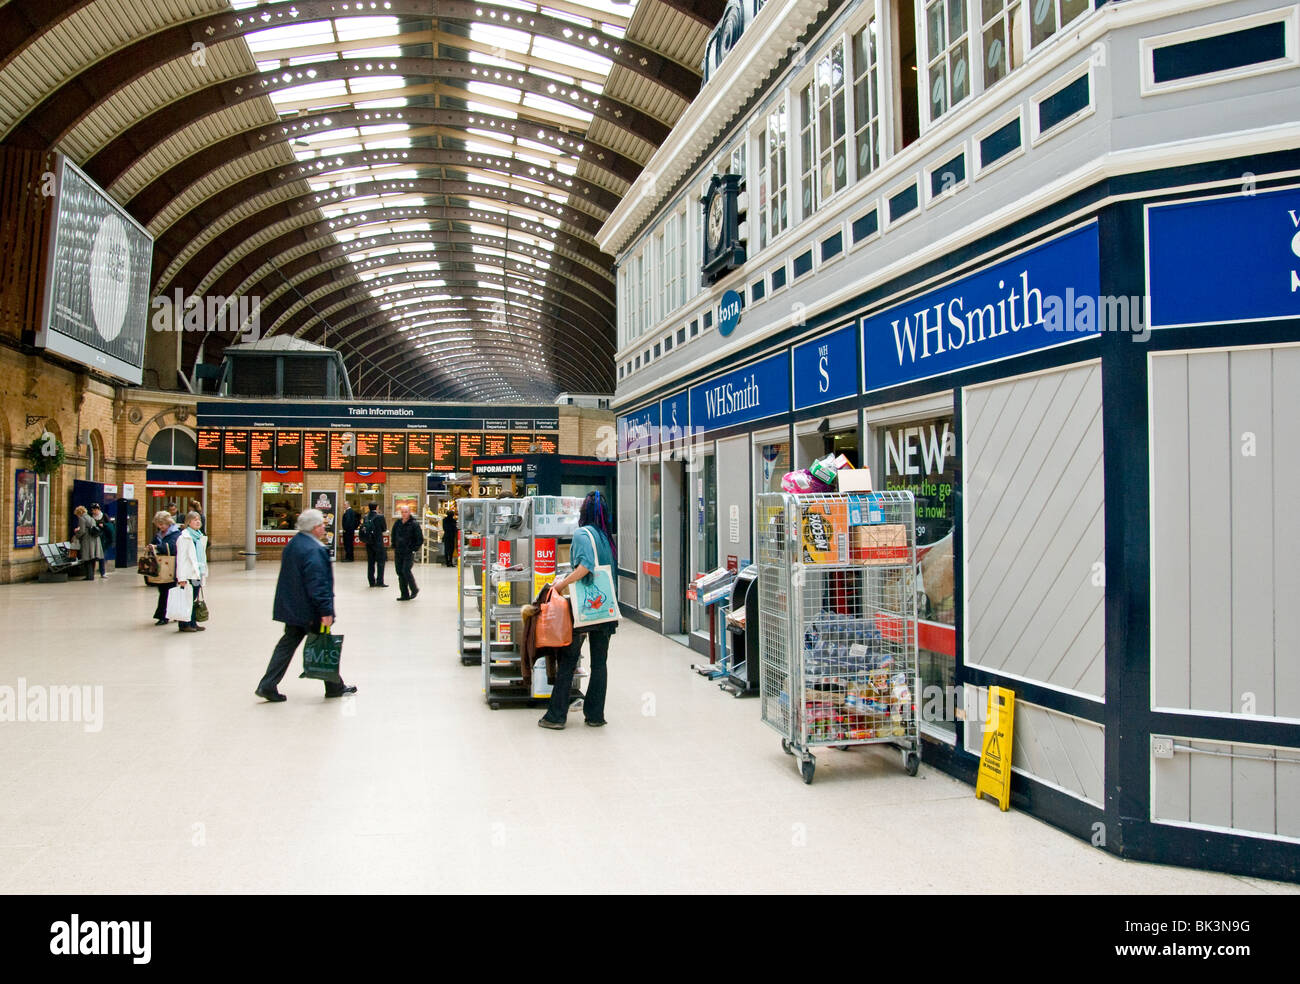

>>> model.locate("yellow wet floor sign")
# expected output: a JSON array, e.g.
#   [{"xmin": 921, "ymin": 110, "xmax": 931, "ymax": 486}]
[{"xmin": 975, "ymin": 687, "xmax": 1015, "ymax": 811}]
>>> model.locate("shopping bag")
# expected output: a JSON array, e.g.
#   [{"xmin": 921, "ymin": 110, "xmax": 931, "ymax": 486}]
[
  {"xmin": 165, "ymin": 584, "xmax": 193, "ymax": 622},
  {"xmin": 570, "ymin": 528, "xmax": 620, "ymax": 629},
  {"xmin": 300, "ymin": 626, "xmax": 343, "ymax": 683},
  {"xmin": 137, "ymin": 554, "xmax": 159, "ymax": 577},
  {"xmin": 536, "ymin": 585, "xmax": 572, "ymax": 648},
  {"xmin": 146, "ymin": 555, "xmax": 175, "ymax": 584},
  {"xmin": 193, "ymin": 589, "xmax": 209, "ymax": 623}
]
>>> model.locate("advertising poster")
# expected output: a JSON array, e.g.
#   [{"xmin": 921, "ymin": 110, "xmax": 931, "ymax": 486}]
[
  {"xmin": 13, "ymin": 469, "xmax": 36, "ymax": 549},
  {"xmin": 309, "ymin": 489, "xmax": 339, "ymax": 560},
  {"xmin": 534, "ymin": 537, "xmax": 556, "ymax": 597}
]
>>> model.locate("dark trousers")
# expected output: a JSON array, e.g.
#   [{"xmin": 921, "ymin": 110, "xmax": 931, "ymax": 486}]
[
  {"xmin": 395, "ymin": 550, "xmax": 417, "ymax": 597},
  {"xmin": 152, "ymin": 581, "xmax": 176, "ymax": 620},
  {"xmin": 342, "ymin": 529, "xmax": 356, "ymax": 561},
  {"xmin": 366, "ymin": 545, "xmax": 386, "ymax": 585},
  {"xmin": 543, "ymin": 626, "xmax": 612, "ymax": 724},
  {"xmin": 259, "ymin": 624, "xmax": 348, "ymax": 696},
  {"xmin": 443, "ymin": 538, "xmax": 455, "ymax": 567}
]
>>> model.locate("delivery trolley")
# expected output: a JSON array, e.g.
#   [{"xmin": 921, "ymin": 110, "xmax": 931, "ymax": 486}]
[{"xmin": 756, "ymin": 491, "xmax": 920, "ymax": 784}]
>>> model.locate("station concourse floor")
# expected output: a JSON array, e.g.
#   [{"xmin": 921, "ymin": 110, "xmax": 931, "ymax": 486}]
[{"xmin": 1, "ymin": 560, "xmax": 1295, "ymax": 895}]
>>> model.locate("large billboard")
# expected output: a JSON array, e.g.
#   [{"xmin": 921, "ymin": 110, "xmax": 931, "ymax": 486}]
[{"xmin": 38, "ymin": 154, "xmax": 152, "ymax": 385}]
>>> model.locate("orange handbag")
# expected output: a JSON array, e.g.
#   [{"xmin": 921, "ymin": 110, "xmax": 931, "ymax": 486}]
[{"xmin": 536, "ymin": 585, "xmax": 573, "ymax": 648}]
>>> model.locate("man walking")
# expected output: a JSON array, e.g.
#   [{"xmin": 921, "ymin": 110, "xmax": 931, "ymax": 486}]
[
  {"xmin": 362, "ymin": 502, "xmax": 387, "ymax": 587},
  {"xmin": 340, "ymin": 503, "xmax": 360, "ymax": 562},
  {"xmin": 391, "ymin": 503, "xmax": 424, "ymax": 601},
  {"xmin": 441, "ymin": 507, "xmax": 458, "ymax": 568},
  {"xmin": 256, "ymin": 509, "xmax": 357, "ymax": 702}
]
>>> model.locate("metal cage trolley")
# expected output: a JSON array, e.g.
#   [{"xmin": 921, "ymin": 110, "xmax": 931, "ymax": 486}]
[
  {"xmin": 756, "ymin": 491, "xmax": 921, "ymax": 783},
  {"xmin": 456, "ymin": 498, "xmax": 492, "ymax": 665}
]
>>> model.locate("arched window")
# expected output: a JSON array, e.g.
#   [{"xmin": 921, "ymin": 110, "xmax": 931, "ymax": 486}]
[{"xmin": 147, "ymin": 428, "xmax": 197, "ymax": 468}]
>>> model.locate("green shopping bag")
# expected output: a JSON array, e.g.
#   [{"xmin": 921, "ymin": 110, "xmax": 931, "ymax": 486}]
[{"xmin": 300, "ymin": 625, "xmax": 343, "ymax": 683}]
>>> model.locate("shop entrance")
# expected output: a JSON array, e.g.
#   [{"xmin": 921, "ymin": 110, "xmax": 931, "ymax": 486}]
[
  {"xmin": 661, "ymin": 460, "xmax": 685, "ymax": 639},
  {"xmin": 795, "ymin": 413, "xmax": 860, "ymax": 470}
]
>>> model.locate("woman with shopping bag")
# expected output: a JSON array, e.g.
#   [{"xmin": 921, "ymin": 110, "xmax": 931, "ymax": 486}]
[
  {"xmin": 538, "ymin": 490, "xmax": 619, "ymax": 730},
  {"xmin": 147, "ymin": 511, "xmax": 183, "ymax": 625},
  {"xmin": 174, "ymin": 510, "xmax": 209, "ymax": 633}
]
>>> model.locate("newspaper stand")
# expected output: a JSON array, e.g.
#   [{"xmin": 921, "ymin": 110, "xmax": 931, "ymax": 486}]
[
  {"xmin": 456, "ymin": 498, "xmax": 492, "ymax": 665},
  {"xmin": 756, "ymin": 490, "xmax": 920, "ymax": 784}
]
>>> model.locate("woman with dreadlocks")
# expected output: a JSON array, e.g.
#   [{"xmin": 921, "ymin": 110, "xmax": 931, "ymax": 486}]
[{"xmin": 539, "ymin": 490, "xmax": 618, "ymax": 730}]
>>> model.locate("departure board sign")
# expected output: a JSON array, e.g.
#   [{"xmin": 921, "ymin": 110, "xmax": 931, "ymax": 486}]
[
  {"xmin": 532, "ymin": 433, "xmax": 558, "ymax": 454},
  {"xmin": 406, "ymin": 432, "xmax": 431, "ymax": 471},
  {"xmin": 510, "ymin": 433, "xmax": 534, "ymax": 454},
  {"xmin": 431, "ymin": 432, "xmax": 457, "ymax": 471},
  {"xmin": 353, "ymin": 432, "xmax": 381, "ymax": 470},
  {"xmin": 457, "ymin": 432, "xmax": 484, "ymax": 469},
  {"xmin": 328, "ymin": 431, "xmax": 353, "ymax": 471},
  {"xmin": 302, "ymin": 431, "xmax": 329, "ymax": 471},
  {"xmin": 197, "ymin": 428, "xmax": 223, "ymax": 470},
  {"xmin": 276, "ymin": 430, "xmax": 302, "ymax": 470},
  {"xmin": 484, "ymin": 432, "xmax": 508, "ymax": 457},
  {"xmin": 248, "ymin": 429, "xmax": 276, "ymax": 470},
  {"xmin": 380, "ymin": 432, "xmax": 407, "ymax": 471},
  {"xmin": 222, "ymin": 429, "xmax": 250, "ymax": 470}
]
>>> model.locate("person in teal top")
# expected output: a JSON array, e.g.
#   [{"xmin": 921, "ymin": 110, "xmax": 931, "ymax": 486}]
[{"xmin": 540, "ymin": 490, "xmax": 617, "ymax": 730}]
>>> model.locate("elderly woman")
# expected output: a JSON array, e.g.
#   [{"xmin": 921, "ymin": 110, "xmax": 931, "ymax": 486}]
[
  {"xmin": 174, "ymin": 510, "xmax": 208, "ymax": 633},
  {"xmin": 71, "ymin": 505, "xmax": 103, "ymax": 582},
  {"xmin": 148, "ymin": 511, "xmax": 182, "ymax": 625}
]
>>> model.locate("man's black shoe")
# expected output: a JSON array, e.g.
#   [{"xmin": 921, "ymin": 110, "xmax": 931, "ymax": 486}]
[
  {"xmin": 409, "ymin": 587, "xmax": 419, "ymax": 600},
  {"xmin": 396, "ymin": 595, "xmax": 411, "ymax": 601},
  {"xmin": 325, "ymin": 685, "xmax": 358, "ymax": 698},
  {"xmin": 256, "ymin": 688, "xmax": 286, "ymax": 702}
]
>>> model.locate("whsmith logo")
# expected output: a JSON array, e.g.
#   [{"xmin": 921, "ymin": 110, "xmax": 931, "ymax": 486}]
[
  {"xmin": 890, "ymin": 271, "xmax": 1049, "ymax": 365},
  {"xmin": 50, "ymin": 914, "xmax": 151, "ymax": 964},
  {"xmin": 702, "ymin": 373, "xmax": 760, "ymax": 419}
]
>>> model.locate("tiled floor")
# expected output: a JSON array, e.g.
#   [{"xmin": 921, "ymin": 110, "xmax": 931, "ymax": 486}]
[{"xmin": 0, "ymin": 559, "xmax": 1294, "ymax": 894}]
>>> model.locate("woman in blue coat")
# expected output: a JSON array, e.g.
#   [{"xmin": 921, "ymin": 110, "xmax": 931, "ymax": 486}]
[{"xmin": 148, "ymin": 511, "xmax": 183, "ymax": 625}]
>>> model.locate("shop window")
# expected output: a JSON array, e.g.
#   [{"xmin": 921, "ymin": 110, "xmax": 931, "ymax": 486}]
[
  {"xmin": 799, "ymin": 41, "xmax": 848, "ymax": 221},
  {"xmin": 690, "ymin": 453, "xmax": 718, "ymax": 634},
  {"xmin": 981, "ymin": 0, "xmax": 1025, "ymax": 88},
  {"xmin": 262, "ymin": 482, "xmax": 305, "ymax": 531},
  {"xmin": 638, "ymin": 461, "xmax": 663, "ymax": 617},
  {"xmin": 654, "ymin": 342, "xmax": 662, "ymax": 358},
  {"xmin": 793, "ymin": 250, "xmax": 813, "ymax": 279},
  {"xmin": 852, "ymin": 19, "xmax": 883, "ymax": 183},
  {"xmin": 677, "ymin": 327, "xmax": 686, "ymax": 344},
  {"xmin": 755, "ymin": 439, "xmax": 790, "ymax": 496},
  {"xmin": 851, "ymin": 208, "xmax": 879, "ymax": 243},
  {"xmin": 929, "ymin": 151, "xmax": 966, "ymax": 199},
  {"xmin": 690, "ymin": 319, "xmax": 699, "ymax": 337},
  {"xmin": 1029, "ymin": 0, "xmax": 1090, "ymax": 49},
  {"xmin": 703, "ymin": 311, "xmax": 713, "ymax": 329},
  {"xmin": 770, "ymin": 265, "xmax": 787, "ymax": 291},
  {"xmin": 923, "ymin": 0, "xmax": 971, "ymax": 123},
  {"xmin": 1035, "ymin": 69, "xmax": 1091, "ymax": 138},
  {"xmin": 751, "ymin": 278, "xmax": 766, "ymax": 303},
  {"xmin": 874, "ymin": 410, "xmax": 958, "ymax": 740},
  {"xmin": 820, "ymin": 230, "xmax": 843, "ymax": 262},
  {"xmin": 890, "ymin": 0, "xmax": 921, "ymax": 152},
  {"xmin": 1151, "ymin": 20, "xmax": 1288, "ymax": 86},
  {"xmin": 664, "ymin": 335, "xmax": 673, "ymax": 352}
]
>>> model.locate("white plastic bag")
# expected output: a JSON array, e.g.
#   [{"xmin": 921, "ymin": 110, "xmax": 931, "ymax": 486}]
[{"xmin": 166, "ymin": 584, "xmax": 193, "ymax": 622}]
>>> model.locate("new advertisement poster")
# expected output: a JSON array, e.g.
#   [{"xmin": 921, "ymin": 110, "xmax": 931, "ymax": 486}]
[{"xmin": 14, "ymin": 469, "xmax": 36, "ymax": 549}]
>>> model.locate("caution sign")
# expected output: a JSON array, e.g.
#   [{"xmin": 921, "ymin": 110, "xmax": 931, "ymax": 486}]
[{"xmin": 975, "ymin": 687, "xmax": 1015, "ymax": 811}]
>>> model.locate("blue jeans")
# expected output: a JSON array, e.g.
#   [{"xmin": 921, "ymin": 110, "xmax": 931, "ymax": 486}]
[{"xmin": 543, "ymin": 626, "xmax": 613, "ymax": 724}]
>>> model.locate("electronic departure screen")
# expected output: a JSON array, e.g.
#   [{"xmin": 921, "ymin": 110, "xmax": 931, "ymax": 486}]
[
  {"xmin": 275, "ymin": 430, "xmax": 302, "ymax": 470},
  {"xmin": 405, "ymin": 432, "xmax": 431, "ymax": 471},
  {"xmin": 380, "ymin": 432, "xmax": 407, "ymax": 471},
  {"xmin": 457, "ymin": 432, "xmax": 483, "ymax": 470},
  {"xmin": 353, "ymin": 432, "xmax": 381, "ymax": 471},
  {"xmin": 328, "ymin": 431, "xmax": 353, "ymax": 471},
  {"xmin": 531, "ymin": 432, "xmax": 558, "ymax": 454},
  {"xmin": 197, "ymin": 428, "xmax": 223, "ymax": 469},
  {"xmin": 248, "ymin": 430, "xmax": 276, "ymax": 470},
  {"xmin": 222, "ymin": 429, "xmax": 250, "ymax": 470},
  {"xmin": 302, "ymin": 431, "xmax": 329, "ymax": 471},
  {"xmin": 431, "ymin": 432, "xmax": 457, "ymax": 471},
  {"xmin": 483, "ymin": 432, "xmax": 508, "ymax": 457},
  {"xmin": 509, "ymin": 433, "xmax": 534, "ymax": 454}
]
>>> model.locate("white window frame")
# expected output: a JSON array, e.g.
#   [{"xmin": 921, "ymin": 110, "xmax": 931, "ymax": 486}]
[
  {"xmin": 918, "ymin": 0, "xmax": 974, "ymax": 130},
  {"xmin": 1139, "ymin": 5, "xmax": 1300, "ymax": 97},
  {"xmin": 1029, "ymin": 60, "xmax": 1096, "ymax": 147},
  {"xmin": 1027, "ymin": 0, "xmax": 1092, "ymax": 52},
  {"xmin": 884, "ymin": 174, "xmax": 922, "ymax": 230},
  {"xmin": 765, "ymin": 96, "xmax": 791, "ymax": 243},
  {"xmin": 850, "ymin": 9, "xmax": 886, "ymax": 186},
  {"xmin": 795, "ymin": 37, "xmax": 851, "ymax": 224},
  {"xmin": 818, "ymin": 221, "xmax": 848, "ymax": 271},
  {"xmin": 972, "ymin": 106, "xmax": 1026, "ymax": 180},
  {"xmin": 37, "ymin": 474, "xmax": 51, "ymax": 545},
  {"xmin": 847, "ymin": 202, "xmax": 882, "ymax": 255},
  {"xmin": 924, "ymin": 140, "xmax": 970, "ymax": 206}
]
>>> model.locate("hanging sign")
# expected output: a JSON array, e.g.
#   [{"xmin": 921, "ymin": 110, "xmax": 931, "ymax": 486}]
[
  {"xmin": 718, "ymin": 288, "xmax": 742, "ymax": 336},
  {"xmin": 975, "ymin": 686, "xmax": 1016, "ymax": 812},
  {"xmin": 793, "ymin": 322, "xmax": 859, "ymax": 410}
]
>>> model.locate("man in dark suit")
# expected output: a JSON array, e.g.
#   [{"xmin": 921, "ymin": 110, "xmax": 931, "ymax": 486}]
[
  {"xmin": 441, "ymin": 507, "xmax": 458, "ymax": 567},
  {"xmin": 362, "ymin": 502, "xmax": 387, "ymax": 587},
  {"xmin": 340, "ymin": 504, "xmax": 360, "ymax": 562},
  {"xmin": 391, "ymin": 503, "xmax": 424, "ymax": 601},
  {"xmin": 255, "ymin": 508, "xmax": 357, "ymax": 702}
]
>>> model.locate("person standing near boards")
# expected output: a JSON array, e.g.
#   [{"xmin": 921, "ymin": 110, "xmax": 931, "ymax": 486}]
[
  {"xmin": 255, "ymin": 509, "xmax": 356, "ymax": 702},
  {"xmin": 391, "ymin": 503, "xmax": 424, "ymax": 601},
  {"xmin": 539, "ymin": 491, "xmax": 617, "ymax": 730},
  {"xmin": 361, "ymin": 502, "xmax": 387, "ymax": 587},
  {"xmin": 340, "ymin": 504, "xmax": 360, "ymax": 562},
  {"xmin": 441, "ymin": 507, "xmax": 458, "ymax": 568},
  {"xmin": 90, "ymin": 505, "xmax": 115, "ymax": 576},
  {"xmin": 174, "ymin": 510, "xmax": 208, "ymax": 633},
  {"xmin": 147, "ymin": 511, "xmax": 182, "ymax": 625},
  {"xmin": 71, "ymin": 505, "xmax": 103, "ymax": 581}
]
